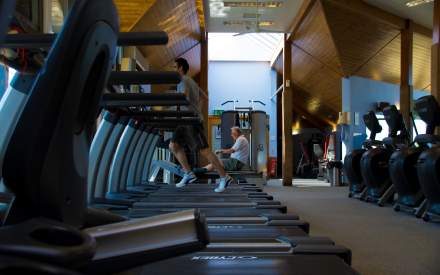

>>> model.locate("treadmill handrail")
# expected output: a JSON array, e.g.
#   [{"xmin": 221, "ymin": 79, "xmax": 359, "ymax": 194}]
[
  {"xmin": 108, "ymin": 71, "xmax": 181, "ymax": 85},
  {"xmin": 101, "ymin": 93, "xmax": 190, "ymax": 107},
  {"xmin": 3, "ymin": 31, "xmax": 169, "ymax": 48}
]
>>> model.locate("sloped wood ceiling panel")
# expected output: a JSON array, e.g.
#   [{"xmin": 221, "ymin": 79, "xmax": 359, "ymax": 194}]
[
  {"xmin": 356, "ymin": 34, "xmax": 401, "ymax": 85},
  {"xmin": 321, "ymin": 0, "xmax": 431, "ymax": 91},
  {"xmin": 114, "ymin": 0, "xmax": 157, "ymax": 32},
  {"xmin": 291, "ymin": 45, "xmax": 342, "ymax": 114},
  {"xmin": 289, "ymin": 1, "xmax": 342, "ymax": 123},
  {"xmin": 321, "ymin": 0, "xmax": 401, "ymax": 77},
  {"xmin": 413, "ymin": 33, "xmax": 431, "ymax": 91},
  {"xmin": 353, "ymin": 33, "xmax": 431, "ymax": 92},
  {"xmin": 132, "ymin": 0, "xmax": 201, "ymax": 72},
  {"xmin": 293, "ymin": 1, "xmax": 343, "ymax": 76}
]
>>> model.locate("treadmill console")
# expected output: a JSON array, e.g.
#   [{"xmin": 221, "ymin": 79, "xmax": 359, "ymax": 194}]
[
  {"xmin": 363, "ymin": 111, "xmax": 382, "ymax": 141},
  {"xmin": 414, "ymin": 96, "xmax": 440, "ymax": 135}
]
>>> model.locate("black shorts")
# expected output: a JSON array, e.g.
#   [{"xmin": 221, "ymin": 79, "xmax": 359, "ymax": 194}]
[{"xmin": 171, "ymin": 125, "xmax": 209, "ymax": 151}]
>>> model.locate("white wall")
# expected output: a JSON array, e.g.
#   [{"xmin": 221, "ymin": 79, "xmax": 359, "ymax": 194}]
[{"xmin": 208, "ymin": 61, "xmax": 278, "ymax": 157}]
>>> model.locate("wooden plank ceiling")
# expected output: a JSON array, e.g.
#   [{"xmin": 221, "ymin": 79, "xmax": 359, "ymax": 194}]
[
  {"xmin": 274, "ymin": 0, "xmax": 432, "ymax": 125},
  {"xmin": 114, "ymin": 0, "xmax": 157, "ymax": 32},
  {"xmin": 115, "ymin": 0, "xmax": 432, "ymax": 127},
  {"xmin": 121, "ymin": 0, "xmax": 202, "ymax": 77}
]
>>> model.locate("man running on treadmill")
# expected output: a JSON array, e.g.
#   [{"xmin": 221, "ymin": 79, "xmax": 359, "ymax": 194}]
[
  {"xmin": 198, "ymin": 127, "xmax": 249, "ymax": 173},
  {"xmin": 169, "ymin": 58, "xmax": 233, "ymax": 193}
]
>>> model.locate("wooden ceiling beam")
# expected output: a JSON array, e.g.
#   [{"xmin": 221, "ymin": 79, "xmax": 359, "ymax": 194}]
[
  {"xmin": 413, "ymin": 23, "xmax": 433, "ymax": 37},
  {"xmin": 270, "ymin": 0, "xmax": 317, "ymax": 68},
  {"xmin": 286, "ymin": 0, "xmax": 317, "ymax": 43}
]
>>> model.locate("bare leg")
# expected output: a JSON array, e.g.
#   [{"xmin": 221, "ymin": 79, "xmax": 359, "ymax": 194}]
[
  {"xmin": 200, "ymin": 148, "xmax": 227, "ymax": 177},
  {"xmin": 169, "ymin": 142, "xmax": 191, "ymax": 173},
  {"xmin": 203, "ymin": 161, "xmax": 225, "ymax": 172}
]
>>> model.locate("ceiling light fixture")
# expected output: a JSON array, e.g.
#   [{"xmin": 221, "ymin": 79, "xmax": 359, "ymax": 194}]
[
  {"xmin": 258, "ymin": 21, "xmax": 274, "ymax": 27},
  {"xmin": 405, "ymin": 0, "xmax": 433, "ymax": 7},
  {"xmin": 210, "ymin": 0, "xmax": 231, "ymax": 18},
  {"xmin": 224, "ymin": 1, "xmax": 283, "ymax": 8}
]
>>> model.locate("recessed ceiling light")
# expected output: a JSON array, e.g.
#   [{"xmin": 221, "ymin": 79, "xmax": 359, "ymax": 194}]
[
  {"xmin": 258, "ymin": 21, "xmax": 274, "ymax": 27},
  {"xmin": 405, "ymin": 0, "xmax": 433, "ymax": 7},
  {"xmin": 224, "ymin": 1, "xmax": 283, "ymax": 8},
  {"xmin": 223, "ymin": 20, "xmax": 274, "ymax": 27}
]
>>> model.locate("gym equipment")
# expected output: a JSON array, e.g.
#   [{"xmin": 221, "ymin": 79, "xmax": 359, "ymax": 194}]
[
  {"xmin": 389, "ymin": 109, "xmax": 427, "ymax": 216},
  {"xmin": 415, "ymin": 96, "xmax": 440, "ymax": 222},
  {"xmin": 81, "ymin": 94, "xmax": 355, "ymax": 270},
  {"xmin": 220, "ymin": 102, "xmax": 268, "ymax": 173},
  {"xmin": 344, "ymin": 112, "xmax": 382, "ymax": 199},
  {"xmin": 296, "ymin": 133, "xmax": 323, "ymax": 179},
  {"xmin": 360, "ymin": 108, "xmax": 409, "ymax": 206}
]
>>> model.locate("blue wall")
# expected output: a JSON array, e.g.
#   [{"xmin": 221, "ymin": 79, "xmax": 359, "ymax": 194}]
[
  {"xmin": 208, "ymin": 61, "xmax": 278, "ymax": 157},
  {"xmin": 342, "ymin": 76, "xmax": 429, "ymax": 152}
]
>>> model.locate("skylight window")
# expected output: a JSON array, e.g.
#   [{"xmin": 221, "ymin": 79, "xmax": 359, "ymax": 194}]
[{"xmin": 208, "ymin": 32, "xmax": 283, "ymax": 62}]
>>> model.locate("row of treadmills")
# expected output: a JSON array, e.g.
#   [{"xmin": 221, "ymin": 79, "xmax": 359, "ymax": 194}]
[{"xmin": 0, "ymin": 0, "xmax": 358, "ymax": 274}]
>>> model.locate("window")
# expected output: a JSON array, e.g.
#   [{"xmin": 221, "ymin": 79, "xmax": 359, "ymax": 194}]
[
  {"xmin": 365, "ymin": 114, "xmax": 389, "ymax": 141},
  {"xmin": 413, "ymin": 119, "xmax": 427, "ymax": 136}
]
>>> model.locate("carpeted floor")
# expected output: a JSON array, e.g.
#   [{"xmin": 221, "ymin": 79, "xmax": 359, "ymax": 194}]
[{"xmin": 265, "ymin": 180, "xmax": 440, "ymax": 275}]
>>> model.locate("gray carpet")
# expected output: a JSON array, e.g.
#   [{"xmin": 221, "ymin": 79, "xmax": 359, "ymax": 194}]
[{"xmin": 265, "ymin": 180, "xmax": 440, "ymax": 275}]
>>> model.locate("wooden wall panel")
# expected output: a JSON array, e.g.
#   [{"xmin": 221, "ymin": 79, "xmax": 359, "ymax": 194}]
[{"xmin": 132, "ymin": 0, "xmax": 201, "ymax": 72}]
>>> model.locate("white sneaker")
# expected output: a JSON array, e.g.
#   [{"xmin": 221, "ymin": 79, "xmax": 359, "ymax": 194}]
[
  {"xmin": 214, "ymin": 176, "xmax": 234, "ymax": 193},
  {"xmin": 176, "ymin": 172, "xmax": 197, "ymax": 188}
]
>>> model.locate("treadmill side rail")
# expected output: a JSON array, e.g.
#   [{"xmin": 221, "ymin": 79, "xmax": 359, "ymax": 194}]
[{"xmin": 83, "ymin": 210, "xmax": 208, "ymax": 273}]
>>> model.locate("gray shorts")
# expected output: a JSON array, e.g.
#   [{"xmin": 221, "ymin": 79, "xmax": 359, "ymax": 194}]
[
  {"xmin": 171, "ymin": 125, "xmax": 209, "ymax": 151},
  {"xmin": 222, "ymin": 158, "xmax": 244, "ymax": 171}
]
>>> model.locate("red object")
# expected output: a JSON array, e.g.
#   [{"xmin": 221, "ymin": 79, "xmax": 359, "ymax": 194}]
[{"xmin": 268, "ymin": 157, "xmax": 277, "ymax": 178}]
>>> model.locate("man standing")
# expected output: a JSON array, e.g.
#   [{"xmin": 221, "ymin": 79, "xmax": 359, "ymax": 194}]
[{"xmin": 169, "ymin": 58, "xmax": 233, "ymax": 193}]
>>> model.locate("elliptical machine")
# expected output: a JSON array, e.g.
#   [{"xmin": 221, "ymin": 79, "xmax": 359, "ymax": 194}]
[
  {"xmin": 413, "ymin": 96, "xmax": 440, "ymax": 222},
  {"xmin": 389, "ymin": 106, "xmax": 429, "ymax": 217},
  {"xmin": 360, "ymin": 108, "xmax": 409, "ymax": 206},
  {"xmin": 344, "ymin": 111, "xmax": 383, "ymax": 199}
]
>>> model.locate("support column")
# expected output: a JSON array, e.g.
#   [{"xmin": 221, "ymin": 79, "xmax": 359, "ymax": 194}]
[
  {"xmin": 432, "ymin": 0, "xmax": 440, "ymax": 103},
  {"xmin": 431, "ymin": 0, "xmax": 440, "ymax": 101},
  {"xmin": 400, "ymin": 20, "xmax": 413, "ymax": 137},
  {"xmin": 199, "ymin": 32, "xmax": 209, "ymax": 166},
  {"xmin": 200, "ymin": 32, "xmax": 209, "ymax": 129},
  {"xmin": 282, "ymin": 35, "xmax": 293, "ymax": 186}
]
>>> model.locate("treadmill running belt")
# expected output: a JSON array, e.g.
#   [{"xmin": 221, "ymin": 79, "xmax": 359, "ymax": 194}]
[{"xmin": 120, "ymin": 254, "xmax": 357, "ymax": 275}]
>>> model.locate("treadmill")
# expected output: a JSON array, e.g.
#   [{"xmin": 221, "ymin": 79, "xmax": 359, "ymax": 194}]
[
  {"xmin": 0, "ymin": 2, "xmax": 208, "ymax": 272},
  {"xmin": 85, "ymin": 83, "xmax": 353, "ymax": 267},
  {"xmin": 88, "ymin": 87, "xmax": 314, "ymax": 239}
]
